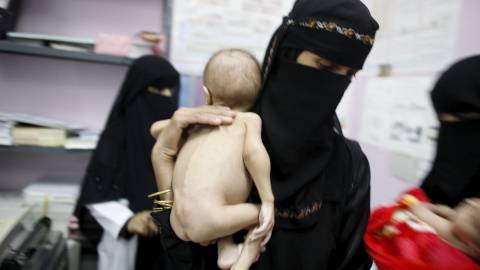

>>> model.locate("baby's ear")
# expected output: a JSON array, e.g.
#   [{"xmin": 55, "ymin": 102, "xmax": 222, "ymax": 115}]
[{"xmin": 203, "ymin": 86, "xmax": 213, "ymax": 105}]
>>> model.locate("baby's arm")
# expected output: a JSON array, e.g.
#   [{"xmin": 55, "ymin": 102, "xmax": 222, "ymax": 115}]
[{"xmin": 242, "ymin": 113, "xmax": 274, "ymax": 246}]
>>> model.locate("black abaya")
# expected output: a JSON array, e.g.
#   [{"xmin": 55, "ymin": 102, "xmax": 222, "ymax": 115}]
[
  {"xmin": 153, "ymin": 0, "xmax": 379, "ymax": 269},
  {"xmin": 75, "ymin": 55, "xmax": 180, "ymax": 270}
]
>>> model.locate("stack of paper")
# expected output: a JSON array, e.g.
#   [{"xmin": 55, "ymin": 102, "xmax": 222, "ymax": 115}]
[
  {"xmin": 0, "ymin": 112, "xmax": 85, "ymax": 148},
  {"xmin": 64, "ymin": 131, "xmax": 99, "ymax": 150},
  {"xmin": 6, "ymin": 32, "xmax": 96, "ymax": 52},
  {"xmin": 12, "ymin": 126, "xmax": 67, "ymax": 147},
  {"xmin": 22, "ymin": 176, "xmax": 81, "ymax": 237},
  {"xmin": 0, "ymin": 119, "xmax": 14, "ymax": 146},
  {"xmin": 0, "ymin": 112, "xmax": 84, "ymax": 130}
]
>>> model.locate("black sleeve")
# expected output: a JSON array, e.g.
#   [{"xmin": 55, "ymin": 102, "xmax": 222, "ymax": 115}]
[
  {"xmin": 150, "ymin": 210, "xmax": 219, "ymax": 270},
  {"xmin": 335, "ymin": 141, "xmax": 373, "ymax": 270},
  {"xmin": 118, "ymin": 217, "xmax": 135, "ymax": 239}
]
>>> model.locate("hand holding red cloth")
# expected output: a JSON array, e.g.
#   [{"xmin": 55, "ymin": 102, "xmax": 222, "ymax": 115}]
[{"xmin": 365, "ymin": 187, "xmax": 480, "ymax": 270}]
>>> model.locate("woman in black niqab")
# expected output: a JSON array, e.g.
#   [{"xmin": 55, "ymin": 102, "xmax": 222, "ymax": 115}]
[
  {"xmin": 249, "ymin": 0, "xmax": 379, "ymax": 269},
  {"xmin": 146, "ymin": 0, "xmax": 379, "ymax": 269},
  {"xmin": 421, "ymin": 55, "xmax": 480, "ymax": 208},
  {"xmin": 75, "ymin": 55, "xmax": 180, "ymax": 270}
]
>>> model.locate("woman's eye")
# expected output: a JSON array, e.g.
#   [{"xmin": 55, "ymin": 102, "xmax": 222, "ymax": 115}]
[
  {"xmin": 456, "ymin": 112, "xmax": 480, "ymax": 120},
  {"xmin": 317, "ymin": 62, "xmax": 333, "ymax": 71},
  {"xmin": 148, "ymin": 86, "xmax": 173, "ymax": 97}
]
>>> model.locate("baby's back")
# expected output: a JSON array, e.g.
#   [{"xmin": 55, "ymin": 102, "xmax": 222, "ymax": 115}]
[{"xmin": 170, "ymin": 113, "xmax": 253, "ymax": 240}]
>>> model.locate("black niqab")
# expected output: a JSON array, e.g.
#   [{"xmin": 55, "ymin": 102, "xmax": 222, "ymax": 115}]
[
  {"xmin": 421, "ymin": 55, "xmax": 480, "ymax": 207},
  {"xmin": 76, "ymin": 55, "xmax": 180, "ymax": 215},
  {"xmin": 252, "ymin": 0, "xmax": 378, "ymax": 228},
  {"xmin": 74, "ymin": 55, "xmax": 179, "ymax": 270}
]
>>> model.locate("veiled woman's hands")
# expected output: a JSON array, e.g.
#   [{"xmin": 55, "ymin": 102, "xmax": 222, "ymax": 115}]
[
  {"xmin": 152, "ymin": 105, "xmax": 236, "ymax": 158},
  {"xmin": 170, "ymin": 105, "xmax": 236, "ymax": 129},
  {"xmin": 151, "ymin": 105, "xmax": 236, "ymax": 139},
  {"xmin": 127, "ymin": 210, "xmax": 159, "ymax": 237}
]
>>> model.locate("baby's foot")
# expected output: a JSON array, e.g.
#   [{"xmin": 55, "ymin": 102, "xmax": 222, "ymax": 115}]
[{"xmin": 217, "ymin": 242, "xmax": 243, "ymax": 270}]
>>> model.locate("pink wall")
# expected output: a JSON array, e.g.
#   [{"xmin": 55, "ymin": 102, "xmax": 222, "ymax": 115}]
[
  {"xmin": 0, "ymin": 54, "xmax": 125, "ymax": 133},
  {"xmin": 15, "ymin": 0, "xmax": 163, "ymax": 39},
  {"xmin": 1, "ymin": 0, "xmax": 164, "ymax": 132},
  {"xmin": 0, "ymin": 0, "xmax": 164, "ymax": 190}
]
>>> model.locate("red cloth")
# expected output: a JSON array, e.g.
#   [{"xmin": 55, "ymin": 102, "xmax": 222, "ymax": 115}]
[{"xmin": 365, "ymin": 188, "xmax": 480, "ymax": 270}]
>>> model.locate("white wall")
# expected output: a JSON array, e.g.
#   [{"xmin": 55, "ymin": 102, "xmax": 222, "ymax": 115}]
[{"xmin": 352, "ymin": 0, "xmax": 480, "ymax": 207}]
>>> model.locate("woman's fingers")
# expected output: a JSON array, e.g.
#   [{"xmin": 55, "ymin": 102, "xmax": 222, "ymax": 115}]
[
  {"xmin": 150, "ymin": 119, "xmax": 171, "ymax": 139},
  {"xmin": 148, "ymin": 217, "xmax": 159, "ymax": 235},
  {"xmin": 172, "ymin": 106, "xmax": 236, "ymax": 129}
]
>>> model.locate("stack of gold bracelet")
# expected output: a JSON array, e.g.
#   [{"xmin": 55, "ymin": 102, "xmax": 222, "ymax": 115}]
[{"xmin": 148, "ymin": 189, "xmax": 173, "ymax": 212}]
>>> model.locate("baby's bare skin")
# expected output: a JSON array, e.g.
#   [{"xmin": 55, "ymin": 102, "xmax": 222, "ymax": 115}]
[
  {"xmin": 151, "ymin": 49, "xmax": 273, "ymax": 269},
  {"xmin": 170, "ymin": 112, "xmax": 266, "ymax": 244}
]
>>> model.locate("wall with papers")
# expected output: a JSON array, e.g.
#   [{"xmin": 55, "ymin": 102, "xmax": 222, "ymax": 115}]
[
  {"xmin": 167, "ymin": 0, "xmax": 480, "ymax": 207},
  {"xmin": 169, "ymin": 0, "xmax": 295, "ymax": 76},
  {"xmin": 365, "ymin": 0, "xmax": 461, "ymax": 72},
  {"xmin": 351, "ymin": 0, "xmax": 480, "ymax": 206}
]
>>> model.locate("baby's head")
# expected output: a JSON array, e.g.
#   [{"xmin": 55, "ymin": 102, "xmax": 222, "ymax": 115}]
[
  {"xmin": 452, "ymin": 198, "xmax": 480, "ymax": 260},
  {"xmin": 203, "ymin": 49, "xmax": 261, "ymax": 111}
]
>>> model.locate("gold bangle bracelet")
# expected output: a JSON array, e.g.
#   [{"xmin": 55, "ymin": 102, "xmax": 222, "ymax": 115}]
[
  {"xmin": 148, "ymin": 189, "xmax": 173, "ymax": 198},
  {"xmin": 152, "ymin": 200, "xmax": 174, "ymax": 212}
]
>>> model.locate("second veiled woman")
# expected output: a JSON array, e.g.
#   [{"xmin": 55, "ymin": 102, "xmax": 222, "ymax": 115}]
[{"xmin": 75, "ymin": 55, "xmax": 180, "ymax": 270}]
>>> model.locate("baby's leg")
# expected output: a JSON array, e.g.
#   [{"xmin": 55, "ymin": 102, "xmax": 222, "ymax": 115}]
[
  {"xmin": 217, "ymin": 236, "xmax": 242, "ymax": 270},
  {"xmin": 230, "ymin": 226, "xmax": 262, "ymax": 270},
  {"xmin": 190, "ymin": 203, "xmax": 260, "ymax": 243}
]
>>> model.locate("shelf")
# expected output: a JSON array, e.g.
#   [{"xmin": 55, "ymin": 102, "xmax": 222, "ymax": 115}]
[
  {"xmin": 0, "ymin": 41, "xmax": 133, "ymax": 66},
  {"xmin": 0, "ymin": 145, "xmax": 93, "ymax": 154}
]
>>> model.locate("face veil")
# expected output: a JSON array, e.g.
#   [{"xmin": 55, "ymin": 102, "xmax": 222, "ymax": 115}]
[
  {"xmin": 260, "ymin": 48, "xmax": 351, "ymax": 178},
  {"xmin": 76, "ymin": 55, "xmax": 180, "ymax": 214},
  {"xmin": 251, "ymin": 0, "xmax": 379, "ymax": 228},
  {"xmin": 421, "ymin": 55, "xmax": 480, "ymax": 207}
]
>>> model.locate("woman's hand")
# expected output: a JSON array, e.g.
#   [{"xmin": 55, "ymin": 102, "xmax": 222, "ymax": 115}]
[
  {"xmin": 150, "ymin": 105, "xmax": 236, "ymax": 140},
  {"xmin": 170, "ymin": 105, "xmax": 236, "ymax": 130},
  {"xmin": 153, "ymin": 106, "xmax": 236, "ymax": 158},
  {"xmin": 150, "ymin": 119, "xmax": 170, "ymax": 140},
  {"xmin": 127, "ymin": 210, "xmax": 159, "ymax": 237},
  {"xmin": 427, "ymin": 203, "xmax": 456, "ymax": 221}
]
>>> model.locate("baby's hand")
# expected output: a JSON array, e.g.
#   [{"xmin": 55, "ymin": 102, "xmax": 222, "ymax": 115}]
[{"xmin": 250, "ymin": 202, "xmax": 274, "ymax": 247}]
